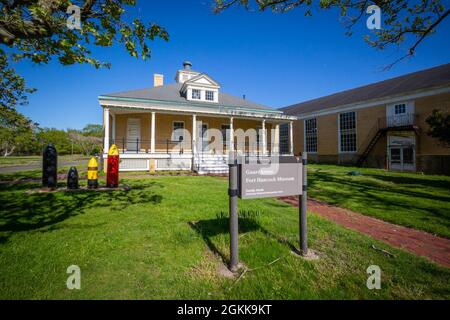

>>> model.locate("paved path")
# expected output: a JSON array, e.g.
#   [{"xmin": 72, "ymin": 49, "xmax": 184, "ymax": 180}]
[{"xmin": 279, "ymin": 196, "xmax": 450, "ymax": 268}]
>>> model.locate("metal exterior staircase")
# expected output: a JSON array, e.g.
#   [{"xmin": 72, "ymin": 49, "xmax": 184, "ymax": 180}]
[
  {"xmin": 356, "ymin": 128, "xmax": 387, "ymax": 166},
  {"xmin": 357, "ymin": 113, "xmax": 419, "ymax": 167}
]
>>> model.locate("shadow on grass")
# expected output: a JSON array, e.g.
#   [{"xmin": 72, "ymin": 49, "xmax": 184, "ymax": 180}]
[
  {"xmin": 309, "ymin": 169, "xmax": 450, "ymax": 203},
  {"xmin": 307, "ymin": 169, "xmax": 450, "ymax": 236},
  {"xmin": 0, "ymin": 182, "xmax": 163, "ymax": 242},
  {"xmin": 364, "ymin": 173, "xmax": 450, "ymax": 191},
  {"xmin": 189, "ymin": 213, "xmax": 297, "ymax": 265}
]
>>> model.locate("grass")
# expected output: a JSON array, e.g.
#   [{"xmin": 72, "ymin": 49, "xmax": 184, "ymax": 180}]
[
  {"xmin": 307, "ymin": 164, "xmax": 450, "ymax": 238},
  {"xmin": 0, "ymin": 174, "xmax": 449, "ymax": 299},
  {"xmin": 0, "ymin": 155, "xmax": 88, "ymax": 167}
]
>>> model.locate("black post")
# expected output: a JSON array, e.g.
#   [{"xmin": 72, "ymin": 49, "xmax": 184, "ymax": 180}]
[
  {"xmin": 67, "ymin": 166, "xmax": 79, "ymax": 190},
  {"xmin": 229, "ymin": 153, "xmax": 239, "ymax": 271},
  {"xmin": 42, "ymin": 144, "xmax": 58, "ymax": 189},
  {"xmin": 136, "ymin": 138, "xmax": 139, "ymax": 154},
  {"xmin": 122, "ymin": 137, "xmax": 125, "ymax": 154},
  {"xmin": 300, "ymin": 152, "xmax": 308, "ymax": 255},
  {"xmin": 166, "ymin": 139, "xmax": 169, "ymax": 154}
]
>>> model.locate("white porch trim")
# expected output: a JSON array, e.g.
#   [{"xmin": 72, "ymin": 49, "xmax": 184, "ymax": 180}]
[{"xmin": 103, "ymin": 107, "xmax": 110, "ymax": 153}]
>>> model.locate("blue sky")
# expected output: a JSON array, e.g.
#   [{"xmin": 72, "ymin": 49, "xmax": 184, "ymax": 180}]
[{"xmin": 15, "ymin": 0, "xmax": 450, "ymax": 129}]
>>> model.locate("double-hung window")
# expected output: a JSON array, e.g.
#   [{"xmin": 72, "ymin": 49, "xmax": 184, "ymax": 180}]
[
  {"xmin": 191, "ymin": 89, "xmax": 201, "ymax": 100},
  {"xmin": 339, "ymin": 112, "xmax": 357, "ymax": 153},
  {"xmin": 304, "ymin": 118, "xmax": 317, "ymax": 153},
  {"xmin": 279, "ymin": 123, "xmax": 290, "ymax": 154},
  {"xmin": 395, "ymin": 103, "xmax": 406, "ymax": 114},
  {"xmin": 172, "ymin": 121, "xmax": 185, "ymax": 142},
  {"xmin": 205, "ymin": 90, "xmax": 214, "ymax": 101}
]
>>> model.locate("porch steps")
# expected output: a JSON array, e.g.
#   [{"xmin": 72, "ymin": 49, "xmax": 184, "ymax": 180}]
[{"xmin": 195, "ymin": 154, "xmax": 229, "ymax": 175}]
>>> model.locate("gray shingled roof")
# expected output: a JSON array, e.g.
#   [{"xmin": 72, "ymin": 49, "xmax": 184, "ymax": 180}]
[
  {"xmin": 282, "ymin": 63, "xmax": 450, "ymax": 116},
  {"xmin": 101, "ymin": 82, "xmax": 276, "ymax": 111}
]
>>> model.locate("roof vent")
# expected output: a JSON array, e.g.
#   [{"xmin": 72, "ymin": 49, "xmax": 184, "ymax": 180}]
[{"xmin": 183, "ymin": 61, "xmax": 192, "ymax": 70}]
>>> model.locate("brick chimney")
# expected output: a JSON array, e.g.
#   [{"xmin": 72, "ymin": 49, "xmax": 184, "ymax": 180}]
[{"xmin": 154, "ymin": 74, "xmax": 164, "ymax": 87}]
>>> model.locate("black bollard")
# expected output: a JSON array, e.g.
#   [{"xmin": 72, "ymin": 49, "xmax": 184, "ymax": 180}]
[
  {"xmin": 42, "ymin": 144, "xmax": 58, "ymax": 189},
  {"xmin": 67, "ymin": 166, "xmax": 79, "ymax": 190}
]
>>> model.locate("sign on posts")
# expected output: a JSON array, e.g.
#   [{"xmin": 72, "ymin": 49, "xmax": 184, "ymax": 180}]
[
  {"xmin": 238, "ymin": 156, "xmax": 302, "ymax": 199},
  {"xmin": 228, "ymin": 153, "xmax": 308, "ymax": 272}
]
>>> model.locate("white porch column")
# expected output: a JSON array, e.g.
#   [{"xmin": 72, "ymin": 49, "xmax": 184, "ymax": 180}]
[
  {"xmin": 289, "ymin": 121, "xmax": 294, "ymax": 155},
  {"xmin": 111, "ymin": 113, "xmax": 116, "ymax": 145},
  {"xmin": 229, "ymin": 117, "xmax": 234, "ymax": 153},
  {"xmin": 150, "ymin": 112, "xmax": 156, "ymax": 153},
  {"xmin": 262, "ymin": 119, "xmax": 267, "ymax": 155},
  {"xmin": 273, "ymin": 123, "xmax": 280, "ymax": 154},
  {"xmin": 192, "ymin": 114, "xmax": 197, "ymax": 156},
  {"xmin": 103, "ymin": 107, "xmax": 110, "ymax": 153}
]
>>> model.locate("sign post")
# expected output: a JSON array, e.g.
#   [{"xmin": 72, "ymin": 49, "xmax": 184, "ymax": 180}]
[
  {"xmin": 228, "ymin": 153, "xmax": 309, "ymax": 271},
  {"xmin": 228, "ymin": 154, "xmax": 239, "ymax": 271},
  {"xmin": 300, "ymin": 152, "xmax": 308, "ymax": 255}
]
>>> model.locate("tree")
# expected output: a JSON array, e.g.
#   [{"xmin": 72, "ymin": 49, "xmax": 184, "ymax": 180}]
[
  {"xmin": 68, "ymin": 126, "xmax": 102, "ymax": 155},
  {"xmin": 214, "ymin": 0, "xmax": 449, "ymax": 69},
  {"xmin": 426, "ymin": 109, "xmax": 450, "ymax": 147},
  {"xmin": 36, "ymin": 127, "xmax": 76, "ymax": 155},
  {"xmin": 0, "ymin": 106, "xmax": 37, "ymax": 156},
  {"xmin": 0, "ymin": 0, "xmax": 169, "ymax": 109},
  {"xmin": 81, "ymin": 123, "xmax": 103, "ymax": 137}
]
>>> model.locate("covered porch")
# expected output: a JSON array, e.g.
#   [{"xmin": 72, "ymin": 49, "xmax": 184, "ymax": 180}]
[{"xmin": 103, "ymin": 107, "xmax": 295, "ymax": 173}]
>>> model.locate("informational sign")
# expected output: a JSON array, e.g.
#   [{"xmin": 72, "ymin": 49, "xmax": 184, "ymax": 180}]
[{"xmin": 238, "ymin": 156, "xmax": 302, "ymax": 199}]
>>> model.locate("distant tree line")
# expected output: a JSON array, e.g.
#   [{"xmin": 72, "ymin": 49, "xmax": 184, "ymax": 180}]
[{"xmin": 0, "ymin": 106, "xmax": 102, "ymax": 157}]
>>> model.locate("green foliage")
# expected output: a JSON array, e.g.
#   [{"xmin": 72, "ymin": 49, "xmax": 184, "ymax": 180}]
[
  {"xmin": 36, "ymin": 127, "xmax": 78, "ymax": 155},
  {"xmin": 0, "ymin": 106, "xmax": 38, "ymax": 156},
  {"xmin": 81, "ymin": 124, "xmax": 103, "ymax": 137},
  {"xmin": 0, "ymin": 0, "xmax": 169, "ymax": 109},
  {"xmin": 0, "ymin": 48, "xmax": 36, "ymax": 109},
  {"xmin": 0, "ymin": 106, "xmax": 103, "ymax": 156},
  {"xmin": 426, "ymin": 109, "xmax": 450, "ymax": 147}
]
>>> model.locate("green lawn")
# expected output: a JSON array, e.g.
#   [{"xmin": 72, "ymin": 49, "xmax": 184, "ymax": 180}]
[
  {"xmin": 0, "ymin": 155, "xmax": 41, "ymax": 166},
  {"xmin": 308, "ymin": 165, "xmax": 450, "ymax": 238},
  {"xmin": 0, "ymin": 175, "xmax": 449, "ymax": 299},
  {"xmin": 0, "ymin": 155, "xmax": 88, "ymax": 167}
]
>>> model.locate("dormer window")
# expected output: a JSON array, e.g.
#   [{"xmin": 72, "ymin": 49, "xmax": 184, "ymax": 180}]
[
  {"xmin": 192, "ymin": 89, "xmax": 201, "ymax": 100},
  {"xmin": 205, "ymin": 90, "xmax": 214, "ymax": 101}
]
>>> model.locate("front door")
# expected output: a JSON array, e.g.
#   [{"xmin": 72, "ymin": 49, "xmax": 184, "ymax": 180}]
[
  {"xmin": 127, "ymin": 118, "xmax": 141, "ymax": 152},
  {"xmin": 200, "ymin": 123, "xmax": 209, "ymax": 152},
  {"xmin": 389, "ymin": 145, "xmax": 415, "ymax": 171}
]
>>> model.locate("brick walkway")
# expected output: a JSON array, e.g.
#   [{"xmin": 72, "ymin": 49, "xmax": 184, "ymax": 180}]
[{"xmin": 279, "ymin": 196, "xmax": 450, "ymax": 268}]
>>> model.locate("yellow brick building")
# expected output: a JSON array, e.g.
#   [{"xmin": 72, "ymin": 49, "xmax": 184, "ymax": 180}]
[{"xmin": 282, "ymin": 64, "xmax": 450, "ymax": 174}]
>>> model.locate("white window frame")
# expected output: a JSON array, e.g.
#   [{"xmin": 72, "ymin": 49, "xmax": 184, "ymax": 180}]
[
  {"xmin": 394, "ymin": 103, "xmax": 406, "ymax": 115},
  {"xmin": 279, "ymin": 123, "xmax": 290, "ymax": 155},
  {"xmin": 192, "ymin": 89, "xmax": 201, "ymax": 100},
  {"xmin": 205, "ymin": 90, "xmax": 214, "ymax": 101},
  {"xmin": 304, "ymin": 118, "xmax": 318, "ymax": 153},
  {"xmin": 172, "ymin": 121, "xmax": 185, "ymax": 142},
  {"xmin": 338, "ymin": 111, "xmax": 357, "ymax": 153}
]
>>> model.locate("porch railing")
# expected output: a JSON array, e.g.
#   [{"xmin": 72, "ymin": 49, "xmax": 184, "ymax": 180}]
[
  {"xmin": 111, "ymin": 138, "xmax": 187, "ymax": 154},
  {"xmin": 110, "ymin": 137, "xmax": 283, "ymax": 156},
  {"xmin": 385, "ymin": 113, "xmax": 417, "ymax": 128}
]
